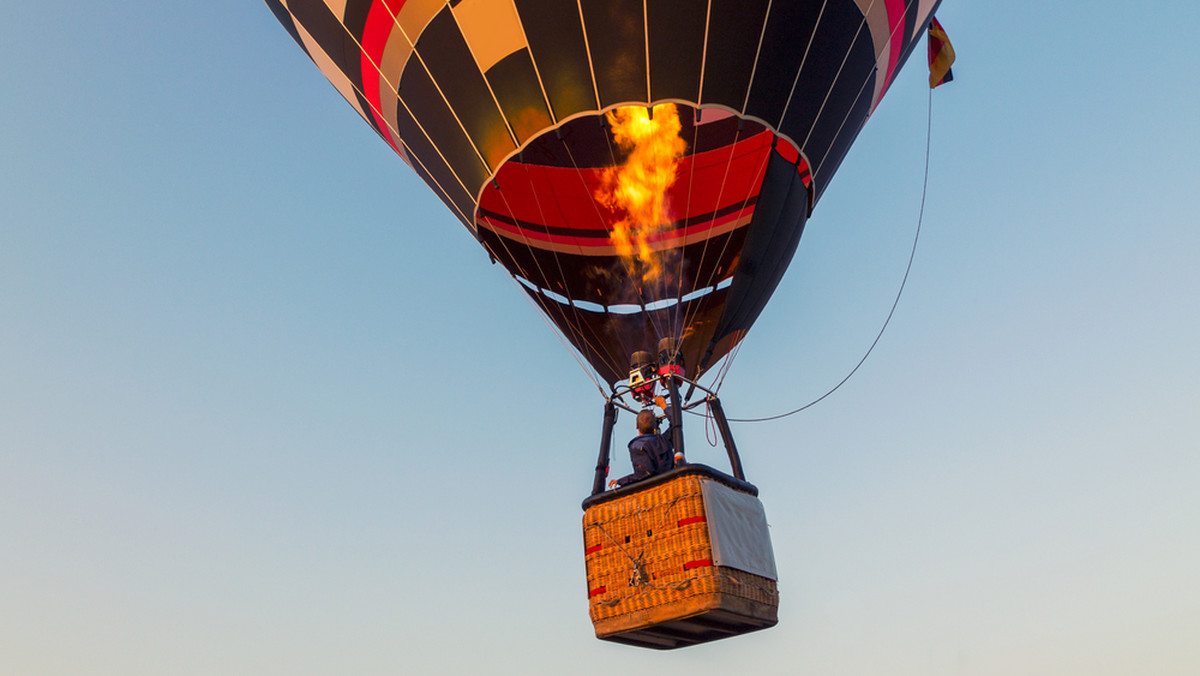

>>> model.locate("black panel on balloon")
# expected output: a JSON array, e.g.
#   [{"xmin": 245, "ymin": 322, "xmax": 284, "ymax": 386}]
[
  {"xmin": 517, "ymin": 122, "xmax": 608, "ymax": 169},
  {"xmin": 513, "ymin": 0, "xmax": 597, "ymax": 120},
  {"xmin": 407, "ymin": 148, "xmax": 475, "ymax": 228},
  {"xmin": 797, "ymin": 21, "xmax": 875, "ymax": 186},
  {"xmin": 743, "ymin": 1, "xmax": 826, "ymax": 127},
  {"xmin": 808, "ymin": 77, "xmax": 872, "ymax": 202},
  {"xmin": 341, "ymin": 0, "xmax": 372, "ymax": 40},
  {"xmin": 715, "ymin": 149, "xmax": 808, "ymax": 341},
  {"xmin": 340, "ymin": 0, "xmax": 373, "ymax": 116},
  {"xmin": 646, "ymin": 0, "xmax": 706, "ymax": 103},
  {"xmin": 397, "ymin": 62, "xmax": 489, "ymax": 204},
  {"xmin": 265, "ymin": 0, "xmax": 304, "ymax": 52},
  {"xmin": 777, "ymin": 1, "xmax": 870, "ymax": 169},
  {"xmin": 284, "ymin": 0, "xmax": 362, "ymax": 95},
  {"xmin": 486, "ymin": 49, "xmax": 553, "ymax": 147},
  {"xmin": 701, "ymin": 0, "xmax": 770, "ymax": 110},
  {"xmin": 906, "ymin": 1, "xmax": 922, "ymax": 47},
  {"xmin": 416, "ymin": 7, "xmax": 515, "ymax": 172},
  {"xmin": 539, "ymin": 295, "xmax": 652, "ymax": 385},
  {"xmin": 392, "ymin": 99, "xmax": 476, "ymax": 224},
  {"xmin": 579, "ymin": 0, "xmax": 648, "ymax": 107}
]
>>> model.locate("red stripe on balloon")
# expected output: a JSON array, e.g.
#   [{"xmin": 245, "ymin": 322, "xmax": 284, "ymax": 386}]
[
  {"xmin": 359, "ymin": 0, "xmax": 406, "ymax": 153},
  {"xmin": 881, "ymin": 0, "xmax": 907, "ymax": 97}
]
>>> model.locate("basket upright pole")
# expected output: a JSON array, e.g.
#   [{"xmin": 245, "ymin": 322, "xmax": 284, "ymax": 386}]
[
  {"xmin": 667, "ymin": 375, "xmax": 685, "ymax": 461},
  {"xmin": 708, "ymin": 396, "xmax": 745, "ymax": 480},
  {"xmin": 592, "ymin": 400, "xmax": 618, "ymax": 495}
]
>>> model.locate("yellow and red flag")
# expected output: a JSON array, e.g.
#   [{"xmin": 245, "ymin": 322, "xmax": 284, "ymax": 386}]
[{"xmin": 928, "ymin": 17, "xmax": 956, "ymax": 88}]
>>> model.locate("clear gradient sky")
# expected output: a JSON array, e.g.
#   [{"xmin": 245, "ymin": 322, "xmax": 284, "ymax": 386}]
[{"xmin": 3, "ymin": 2, "xmax": 1198, "ymax": 674}]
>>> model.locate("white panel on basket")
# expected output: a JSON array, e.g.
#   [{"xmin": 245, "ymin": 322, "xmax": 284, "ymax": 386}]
[{"xmin": 701, "ymin": 480, "xmax": 778, "ymax": 581}]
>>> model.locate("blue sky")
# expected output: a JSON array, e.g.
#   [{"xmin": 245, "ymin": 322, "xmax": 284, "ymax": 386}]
[{"xmin": 2, "ymin": 2, "xmax": 1198, "ymax": 674}]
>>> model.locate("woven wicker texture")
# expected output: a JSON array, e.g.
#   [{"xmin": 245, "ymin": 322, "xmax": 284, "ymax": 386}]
[{"xmin": 583, "ymin": 473, "xmax": 778, "ymax": 625}]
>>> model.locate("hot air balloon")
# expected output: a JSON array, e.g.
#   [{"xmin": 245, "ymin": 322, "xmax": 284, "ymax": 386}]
[{"xmin": 267, "ymin": 0, "xmax": 945, "ymax": 649}]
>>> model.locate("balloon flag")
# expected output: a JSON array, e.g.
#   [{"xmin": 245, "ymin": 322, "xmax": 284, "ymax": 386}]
[
  {"xmin": 928, "ymin": 17, "xmax": 956, "ymax": 88},
  {"xmin": 266, "ymin": 0, "xmax": 944, "ymax": 386}
]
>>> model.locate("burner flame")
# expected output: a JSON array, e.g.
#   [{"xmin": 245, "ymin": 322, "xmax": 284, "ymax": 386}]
[{"xmin": 597, "ymin": 103, "xmax": 687, "ymax": 287}]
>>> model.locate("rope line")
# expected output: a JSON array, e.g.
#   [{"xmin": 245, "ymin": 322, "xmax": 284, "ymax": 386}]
[
  {"xmin": 690, "ymin": 0, "xmax": 925, "ymax": 391},
  {"xmin": 723, "ymin": 86, "xmax": 936, "ymax": 424}
]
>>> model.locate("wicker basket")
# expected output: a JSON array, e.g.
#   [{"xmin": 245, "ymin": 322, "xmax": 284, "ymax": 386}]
[{"xmin": 582, "ymin": 465, "xmax": 778, "ymax": 649}]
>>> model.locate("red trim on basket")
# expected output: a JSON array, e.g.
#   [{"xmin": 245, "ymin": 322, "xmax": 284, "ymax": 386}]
[
  {"xmin": 584, "ymin": 544, "xmax": 602, "ymax": 555},
  {"xmin": 588, "ymin": 586, "xmax": 607, "ymax": 598},
  {"xmin": 677, "ymin": 516, "xmax": 707, "ymax": 527},
  {"xmin": 683, "ymin": 559, "xmax": 713, "ymax": 570}
]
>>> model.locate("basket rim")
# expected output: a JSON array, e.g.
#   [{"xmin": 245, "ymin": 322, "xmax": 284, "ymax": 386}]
[{"xmin": 582, "ymin": 464, "xmax": 758, "ymax": 511}]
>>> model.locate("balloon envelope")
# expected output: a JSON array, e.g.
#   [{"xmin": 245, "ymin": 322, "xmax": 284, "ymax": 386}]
[{"xmin": 267, "ymin": 0, "xmax": 942, "ymax": 385}]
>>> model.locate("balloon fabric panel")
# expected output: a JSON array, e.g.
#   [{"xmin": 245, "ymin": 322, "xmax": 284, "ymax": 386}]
[
  {"xmin": 486, "ymin": 50, "xmax": 554, "ymax": 146},
  {"xmin": 742, "ymin": 0, "xmax": 827, "ymax": 126},
  {"xmin": 396, "ymin": 62, "xmax": 484, "ymax": 224},
  {"xmin": 646, "ymin": 0, "xmax": 706, "ymax": 103},
  {"xmin": 512, "ymin": 0, "xmax": 597, "ymax": 120},
  {"xmin": 267, "ymin": 0, "xmax": 946, "ymax": 386},
  {"xmin": 416, "ymin": 8, "xmax": 516, "ymax": 172},
  {"xmin": 579, "ymin": 0, "xmax": 649, "ymax": 107},
  {"xmin": 700, "ymin": 0, "xmax": 771, "ymax": 109}
]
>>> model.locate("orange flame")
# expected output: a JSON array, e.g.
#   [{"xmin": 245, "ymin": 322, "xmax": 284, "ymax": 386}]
[{"xmin": 597, "ymin": 103, "xmax": 687, "ymax": 286}]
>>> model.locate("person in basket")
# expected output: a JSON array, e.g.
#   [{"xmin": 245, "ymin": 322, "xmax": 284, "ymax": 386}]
[{"xmin": 609, "ymin": 407, "xmax": 675, "ymax": 489}]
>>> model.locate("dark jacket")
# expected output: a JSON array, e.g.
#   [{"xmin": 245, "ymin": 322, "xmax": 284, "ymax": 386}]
[{"xmin": 614, "ymin": 425, "xmax": 675, "ymax": 487}]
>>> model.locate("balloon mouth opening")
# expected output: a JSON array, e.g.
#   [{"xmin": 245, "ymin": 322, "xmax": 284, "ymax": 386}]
[{"xmin": 476, "ymin": 104, "xmax": 779, "ymax": 308}]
